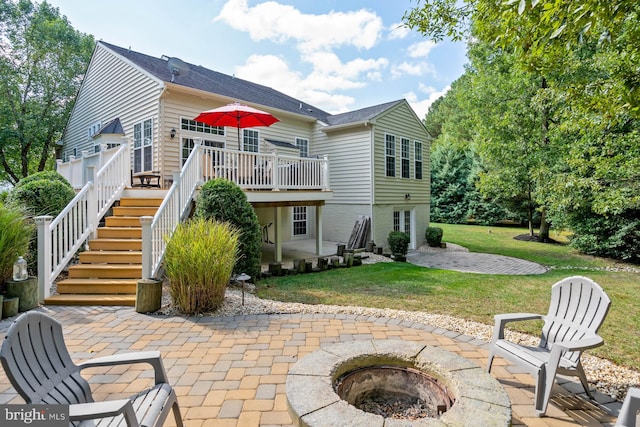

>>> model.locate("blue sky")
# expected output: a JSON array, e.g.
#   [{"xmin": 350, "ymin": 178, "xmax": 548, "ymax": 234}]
[{"xmin": 45, "ymin": 0, "xmax": 468, "ymax": 119}]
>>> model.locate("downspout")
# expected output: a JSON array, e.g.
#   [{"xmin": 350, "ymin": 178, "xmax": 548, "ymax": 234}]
[{"xmin": 366, "ymin": 121, "xmax": 375, "ymax": 244}]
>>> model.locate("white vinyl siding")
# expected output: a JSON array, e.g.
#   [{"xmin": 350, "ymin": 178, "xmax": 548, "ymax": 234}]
[
  {"xmin": 373, "ymin": 102, "xmax": 430, "ymax": 206},
  {"xmin": 317, "ymin": 125, "xmax": 372, "ymax": 204},
  {"xmin": 62, "ymin": 44, "xmax": 164, "ymax": 171}
]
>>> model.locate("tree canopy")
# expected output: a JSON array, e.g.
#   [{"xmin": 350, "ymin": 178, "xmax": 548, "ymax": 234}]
[
  {"xmin": 0, "ymin": 0, "xmax": 94, "ymax": 185},
  {"xmin": 408, "ymin": 0, "xmax": 640, "ymax": 261}
]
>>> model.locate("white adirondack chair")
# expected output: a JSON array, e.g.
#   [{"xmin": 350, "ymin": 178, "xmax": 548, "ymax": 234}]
[
  {"xmin": 487, "ymin": 276, "xmax": 611, "ymax": 416},
  {"xmin": 0, "ymin": 312, "xmax": 183, "ymax": 427},
  {"xmin": 617, "ymin": 387, "xmax": 640, "ymax": 427}
]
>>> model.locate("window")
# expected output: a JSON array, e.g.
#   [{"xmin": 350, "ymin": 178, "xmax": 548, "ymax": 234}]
[
  {"xmin": 133, "ymin": 118, "xmax": 153, "ymax": 173},
  {"xmin": 181, "ymin": 118, "xmax": 225, "ymax": 135},
  {"xmin": 414, "ymin": 141, "xmax": 423, "ymax": 180},
  {"xmin": 385, "ymin": 134, "xmax": 395, "ymax": 177},
  {"xmin": 401, "ymin": 137, "xmax": 410, "ymax": 178},
  {"xmin": 296, "ymin": 137, "xmax": 309, "ymax": 157},
  {"xmin": 293, "ymin": 207, "xmax": 308, "ymax": 236},
  {"xmin": 243, "ymin": 129, "xmax": 259, "ymax": 152},
  {"xmin": 181, "ymin": 138, "xmax": 224, "ymax": 165},
  {"xmin": 87, "ymin": 121, "xmax": 102, "ymax": 138}
]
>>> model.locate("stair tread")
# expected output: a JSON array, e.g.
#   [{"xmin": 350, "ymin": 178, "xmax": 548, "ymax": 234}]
[
  {"xmin": 69, "ymin": 264, "xmax": 141, "ymax": 269},
  {"xmin": 57, "ymin": 278, "xmax": 140, "ymax": 284},
  {"xmin": 44, "ymin": 294, "xmax": 136, "ymax": 306}
]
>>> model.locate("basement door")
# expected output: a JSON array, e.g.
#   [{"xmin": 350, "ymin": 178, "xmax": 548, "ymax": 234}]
[{"xmin": 393, "ymin": 209, "xmax": 415, "ymax": 250}]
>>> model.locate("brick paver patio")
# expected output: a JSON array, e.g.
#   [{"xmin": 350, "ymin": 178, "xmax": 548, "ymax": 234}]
[{"xmin": 0, "ymin": 306, "xmax": 621, "ymax": 426}]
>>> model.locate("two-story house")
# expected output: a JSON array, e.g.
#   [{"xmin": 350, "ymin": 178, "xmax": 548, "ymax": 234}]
[{"xmin": 50, "ymin": 41, "xmax": 430, "ymax": 305}]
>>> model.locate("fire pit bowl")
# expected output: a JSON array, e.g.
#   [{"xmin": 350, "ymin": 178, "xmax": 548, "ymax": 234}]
[{"xmin": 286, "ymin": 339, "xmax": 511, "ymax": 427}]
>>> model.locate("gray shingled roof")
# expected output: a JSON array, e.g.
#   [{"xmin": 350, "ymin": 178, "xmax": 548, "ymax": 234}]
[
  {"xmin": 100, "ymin": 41, "xmax": 331, "ymax": 122},
  {"xmin": 96, "ymin": 117, "xmax": 124, "ymax": 136},
  {"xmin": 326, "ymin": 99, "xmax": 405, "ymax": 126},
  {"xmin": 100, "ymin": 42, "xmax": 405, "ymax": 127}
]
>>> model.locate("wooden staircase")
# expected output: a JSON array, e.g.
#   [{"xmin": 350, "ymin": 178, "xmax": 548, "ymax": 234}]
[{"xmin": 45, "ymin": 196, "xmax": 164, "ymax": 306}]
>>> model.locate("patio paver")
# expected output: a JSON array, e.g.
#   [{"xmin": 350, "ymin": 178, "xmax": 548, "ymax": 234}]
[{"xmin": 0, "ymin": 306, "xmax": 620, "ymax": 426}]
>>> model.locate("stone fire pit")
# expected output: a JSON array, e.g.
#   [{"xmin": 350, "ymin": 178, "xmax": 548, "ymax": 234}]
[{"xmin": 286, "ymin": 340, "xmax": 511, "ymax": 427}]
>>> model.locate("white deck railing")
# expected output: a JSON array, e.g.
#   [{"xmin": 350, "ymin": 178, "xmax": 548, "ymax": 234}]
[
  {"xmin": 201, "ymin": 146, "xmax": 329, "ymax": 190},
  {"xmin": 36, "ymin": 144, "xmax": 130, "ymax": 301},
  {"xmin": 57, "ymin": 144, "xmax": 123, "ymax": 190}
]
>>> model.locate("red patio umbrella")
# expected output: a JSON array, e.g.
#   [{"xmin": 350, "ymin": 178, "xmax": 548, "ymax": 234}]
[{"xmin": 193, "ymin": 102, "xmax": 279, "ymax": 145}]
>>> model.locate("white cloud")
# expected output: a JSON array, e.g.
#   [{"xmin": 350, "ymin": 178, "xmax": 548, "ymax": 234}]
[
  {"xmin": 387, "ymin": 22, "xmax": 411, "ymax": 40},
  {"xmin": 404, "ymin": 84, "xmax": 451, "ymax": 120},
  {"xmin": 391, "ymin": 61, "xmax": 436, "ymax": 78},
  {"xmin": 234, "ymin": 54, "xmax": 358, "ymax": 113},
  {"xmin": 408, "ymin": 40, "xmax": 436, "ymax": 58},
  {"xmin": 215, "ymin": 0, "xmax": 383, "ymax": 53}
]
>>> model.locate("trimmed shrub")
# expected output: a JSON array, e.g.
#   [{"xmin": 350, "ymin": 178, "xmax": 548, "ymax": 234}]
[
  {"xmin": 7, "ymin": 171, "xmax": 75, "ymax": 217},
  {"xmin": 164, "ymin": 218, "xmax": 239, "ymax": 315},
  {"xmin": 0, "ymin": 204, "xmax": 34, "ymax": 287},
  {"xmin": 425, "ymin": 226, "xmax": 444, "ymax": 247},
  {"xmin": 195, "ymin": 179, "xmax": 262, "ymax": 279},
  {"xmin": 388, "ymin": 231, "xmax": 410, "ymax": 257},
  {"xmin": 6, "ymin": 171, "xmax": 75, "ymax": 273}
]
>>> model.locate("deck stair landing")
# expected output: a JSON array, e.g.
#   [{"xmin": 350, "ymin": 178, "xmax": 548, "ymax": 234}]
[{"xmin": 44, "ymin": 197, "xmax": 163, "ymax": 306}]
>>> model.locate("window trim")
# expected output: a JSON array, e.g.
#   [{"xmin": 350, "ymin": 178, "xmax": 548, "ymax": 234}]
[
  {"xmin": 295, "ymin": 137, "xmax": 309, "ymax": 157},
  {"xmin": 401, "ymin": 137, "xmax": 410, "ymax": 179},
  {"xmin": 242, "ymin": 129, "xmax": 260, "ymax": 152},
  {"xmin": 414, "ymin": 140, "xmax": 423, "ymax": 180},
  {"xmin": 133, "ymin": 117, "xmax": 153, "ymax": 173},
  {"xmin": 292, "ymin": 206, "xmax": 308, "ymax": 237},
  {"xmin": 385, "ymin": 133, "xmax": 396, "ymax": 177}
]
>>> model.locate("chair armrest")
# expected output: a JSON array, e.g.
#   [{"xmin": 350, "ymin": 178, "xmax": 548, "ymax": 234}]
[
  {"xmin": 492, "ymin": 313, "xmax": 544, "ymax": 341},
  {"xmin": 78, "ymin": 350, "xmax": 168, "ymax": 384},
  {"xmin": 552, "ymin": 335, "xmax": 604, "ymax": 353},
  {"xmin": 70, "ymin": 399, "xmax": 138, "ymax": 427}
]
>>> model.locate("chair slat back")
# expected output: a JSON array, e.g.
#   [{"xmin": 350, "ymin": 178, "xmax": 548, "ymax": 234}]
[
  {"xmin": 540, "ymin": 276, "xmax": 611, "ymax": 363},
  {"xmin": 0, "ymin": 312, "xmax": 93, "ymax": 405}
]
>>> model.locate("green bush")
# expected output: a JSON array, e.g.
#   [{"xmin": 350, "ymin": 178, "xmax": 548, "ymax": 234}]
[
  {"xmin": 0, "ymin": 204, "xmax": 34, "ymax": 286},
  {"xmin": 195, "ymin": 179, "xmax": 262, "ymax": 279},
  {"xmin": 425, "ymin": 226, "xmax": 444, "ymax": 247},
  {"xmin": 164, "ymin": 218, "xmax": 239, "ymax": 315},
  {"xmin": 388, "ymin": 231, "xmax": 410, "ymax": 256},
  {"xmin": 6, "ymin": 171, "xmax": 75, "ymax": 273},
  {"xmin": 7, "ymin": 171, "xmax": 75, "ymax": 217}
]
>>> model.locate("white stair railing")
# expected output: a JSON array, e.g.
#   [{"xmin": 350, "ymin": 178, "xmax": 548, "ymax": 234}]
[
  {"xmin": 141, "ymin": 142, "xmax": 202, "ymax": 279},
  {"xmin": 36, "ymin": 144, "xmax": 130, "ymax": 301}
]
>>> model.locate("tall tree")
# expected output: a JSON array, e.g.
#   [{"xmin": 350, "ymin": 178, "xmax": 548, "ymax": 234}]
[{"xmin": 0, "ymin": 0, "xmax": 94, "ymax": 185}]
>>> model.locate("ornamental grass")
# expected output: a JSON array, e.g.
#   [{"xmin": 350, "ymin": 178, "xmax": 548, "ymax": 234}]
[{"xmin": 164, "ymin": 217, "xmax": 239, "ymax": 315}]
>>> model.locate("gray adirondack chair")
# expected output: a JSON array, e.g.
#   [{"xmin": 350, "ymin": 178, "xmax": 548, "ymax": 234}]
[
  {"xmin": 0, "ymin": 312, "xmax": 183, "ymax": 427},
  {"xmin": 617, "ymin": 387, "xmax": 640, "ymax": 427},
  {"xmin": 487, "ymin": 276, "xmax": 611, "ymax": 416}
]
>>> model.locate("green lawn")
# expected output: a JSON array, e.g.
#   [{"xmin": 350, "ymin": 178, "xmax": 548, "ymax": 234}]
[{"xmin": 256, "ymin": 223, "xmax": 640, "ymax": 371}]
